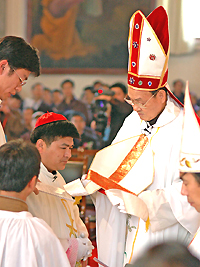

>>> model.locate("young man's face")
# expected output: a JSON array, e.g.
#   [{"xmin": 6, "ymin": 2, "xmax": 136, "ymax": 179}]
[
  {"xmin": 62, "ymin": 82, "xmax": 73, "ymax": 98},
  {"xmin": 0, "ymin": 63, "xmax": 30, "ymax": 100},
  {"xmin": 83, "ymin": 90, "xmax": 94, "ymax": 104},
  {"xmin": 181, "ymin": 172, "xmax": 200, "ymax": 212},
  {"xmin": 23, "ymin": 108, "xmax": 34, "ymax": 125},
  {"xmin": 71, "ymin": 115, "xmax": 86, "ymax": 135},
  {"xmin": 38, "ymin": 136, "xmax": 74, "ymax": 172},
  {"xmin": 32, "ymin": 84, "xmax": 44, "ymax": 101},
  {"xmin": 53, "ymin": 91, "xmax": 63, "ymax": 104}
]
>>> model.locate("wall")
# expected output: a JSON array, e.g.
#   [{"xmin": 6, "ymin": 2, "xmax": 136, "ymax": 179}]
[
  {"xmin": 168, "ymin": 50, "xmax": 200, "ymax": 94},
  {"xmin": 5, "ymin": 0, "xmax": 200, "ymax": 99}
]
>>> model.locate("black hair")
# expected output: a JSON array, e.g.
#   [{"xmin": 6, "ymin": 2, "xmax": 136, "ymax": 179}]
[
  {"xmin": 130, "ymin": 241, "xmax": 200, "ymax": 267},
  {"xmin": 30, "ymin": 120, "xmax": 80, "ymax": 145},
  {"xmin": 0, "ymin": 36, "xmax": 40, "ymax": 76},
  {"xmin": 93, "ymin": 81, "xmax": 103, "ymax": 86},
  {"xmin": 11, "ymin": 93, "xmax": 22, "ymax": 102},
  {"xmin": 110, "ymin": 82, "xmax": 127, "ymax": 95},
  {"xmin": 173, "ymin": 79, "xmax": 184, "ymax": 87},
  {"xmin": 31, "ymin": 82, "xmax": 43, "ymax": 90},
  {"xmin": 84, "ymin": 86, "xmax": 94, "ymax": 93},
  {"xmin": 193, "ymin": 173, "xmax": 200, "ymax": 185},
  {"xmin": 69, "ymin": 111, "xmax": 86, "ymax": 122},
  {"xmin": 0, "ymin": 139, "xmax": 41, "ymax": 192},
  {"xmin": 44, "ymin": 87, "xmax": 51, "ymax": 93},
  {"xmin": 150, "ymin": 86, "xmax": 168, "ymax": 95},
  {"xmin": 60, "ymin": 79, "xmax": 74, "ymax": 88},
  {"xmin": 52, "ymin": 89, "xmax": 62, "ymax": 94}
]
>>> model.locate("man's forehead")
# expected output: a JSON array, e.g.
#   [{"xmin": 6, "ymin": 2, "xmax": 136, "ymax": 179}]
[
  {"xmin": 128, "ymin": 88, "xmax": 152, "ymax": 97},
  {"xmin": 53, "ymin": 136, "xmax": 73, "ymax": 144},
  {"xmin": 180, "ymin": 172, "xmax": 196, "ymax": 180}
]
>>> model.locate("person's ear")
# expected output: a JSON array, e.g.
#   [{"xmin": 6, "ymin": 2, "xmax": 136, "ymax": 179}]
[
  {"xmin": 36, "ymin": 139, "xmax": 46, "ymax": 153},
  {"xmin": 27, "ymin": 175, "xmax": 38, "ymax": 194},
  {"xmin": 157, "ymin": 90, "xmax": 167, "ymax": 104},
  {"xmin": 0, "ymin": 60, "xmax": 8, "ymax": 74}
]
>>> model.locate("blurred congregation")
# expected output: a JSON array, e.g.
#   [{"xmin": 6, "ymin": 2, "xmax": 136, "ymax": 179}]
[
  {"xmin": 1, "ymin": 78, "xmax": 200, "ymax": 149},
  {"xmin": 0, "ymin": 80, "xmax": 134, "ymax": 148}
]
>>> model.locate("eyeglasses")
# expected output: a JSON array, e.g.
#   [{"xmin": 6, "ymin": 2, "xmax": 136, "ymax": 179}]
[
  {"xmin": 124, "ymin": 92, "xmax": 158, "ymax": 109},
  {"xmin": 12, "ymin": 68, "xmax": 27, "ymax": 86}
]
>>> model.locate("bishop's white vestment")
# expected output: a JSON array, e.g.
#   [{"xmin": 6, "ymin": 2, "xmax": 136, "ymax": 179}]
[
  {"xmin": 0, "ymin": 196, "xmax": 71, "ymax": 267},
  {"xmin": 93, "ymin": 96, "xmax": 200, "ymax": 266}
]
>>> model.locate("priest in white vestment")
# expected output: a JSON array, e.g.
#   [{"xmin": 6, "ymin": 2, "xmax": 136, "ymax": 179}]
[
  {"xmin": 27, "ymin": 112, "xmax": 93, "ymax": 267},
  {"xmin": 0, "ymin": 139, "xmax": 71, "ymax": 267}
]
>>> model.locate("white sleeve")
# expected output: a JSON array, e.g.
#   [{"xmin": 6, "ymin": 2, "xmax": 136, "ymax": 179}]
[
  {"xmin": 41, "ymin": 233, "xmax": 71, "ymax": 267},
  {"xmin": 139, "ymin": 189, "xmax": 176, "ymax": 232},
  {"xmin": 165, "ymin": 179, "xmax": 200, "ymax": 235},
  {"xmin": 139, "ymin": 179, "xmax": 200, "ymax": 234}
]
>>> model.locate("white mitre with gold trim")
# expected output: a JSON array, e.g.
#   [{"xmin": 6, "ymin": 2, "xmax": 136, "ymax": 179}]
[{"xmin": 179, "ymin": 81, "xmax": 200, "ymax": 172}]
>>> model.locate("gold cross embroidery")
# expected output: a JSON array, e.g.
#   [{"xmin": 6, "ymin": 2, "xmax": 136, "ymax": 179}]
[{"xmin": 61, "ymin": 199, "xmax": 77, "ymax": 237}]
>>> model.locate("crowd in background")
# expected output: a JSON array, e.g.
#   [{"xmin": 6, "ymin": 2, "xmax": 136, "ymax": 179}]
[
  {"xmin": 0, "ymin": 79, "xmax": 133, "ymax": 150},
  {"xmin": 0, "ymin": 78, "xmax": 199, "ymax": 151}
]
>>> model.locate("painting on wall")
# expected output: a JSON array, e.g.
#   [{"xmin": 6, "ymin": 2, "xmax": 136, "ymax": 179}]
[
  {"xmin": 27, "ymin": 0, "xmax": 155, "ymax": 74},
  {"xmin": 0, "ymin": 0, "xmax": 6, "ymax": 38}
]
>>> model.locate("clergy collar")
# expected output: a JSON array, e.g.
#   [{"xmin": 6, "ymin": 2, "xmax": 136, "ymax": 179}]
[
  {"xmin": 52, "ymin": 170, "xmax": 58, "ymax": 182},
  {"xmin": 0, "ymin": 195, "xmax": 28, "ymax": 212},
  {"xmin": 147, "ymin": 111, "xmax": 162, "ymax": 126},
  {"xmin": 142, "ymin": 94, "xmax": 182, "ymax": 128},
  {"xmin": 141, "ymin": 95, "xmax": 182, "ymax": 135},
  {"xmin": 41, "ymin": 163, "xmax": 58, "ymax": 182}
]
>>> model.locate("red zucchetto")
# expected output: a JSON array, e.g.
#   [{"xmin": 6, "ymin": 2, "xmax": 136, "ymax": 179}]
[{"xmin": 34, "ymin": 112, "xmax": 67, "ymax": 129}]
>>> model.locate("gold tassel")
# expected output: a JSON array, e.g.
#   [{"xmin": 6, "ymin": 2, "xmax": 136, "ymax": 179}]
[
  {"xmin": 145, "ymin": 216, "xmax": 150, "ymax": 232},
  {"xmin": 74, "ymin": 196, "xmax": 82, "ymax": 205}
]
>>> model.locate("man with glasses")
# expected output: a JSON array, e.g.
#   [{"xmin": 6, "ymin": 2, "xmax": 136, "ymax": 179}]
[
  {"xmin": 0, "ymin": 35, "xmax": 40, "ymax": 145},
  {"xmin": 78, "ymin": 7, "xmax": 200, "ymax": 267}
]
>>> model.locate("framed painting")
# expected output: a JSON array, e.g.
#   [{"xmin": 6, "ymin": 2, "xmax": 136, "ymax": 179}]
[
  {"xmin": 27, "ymin": 0, "xmax": 155, "ymax": 74},
  {"xmin": 0, "ymin": 0, "xmax": 5, "ymax": 38}
]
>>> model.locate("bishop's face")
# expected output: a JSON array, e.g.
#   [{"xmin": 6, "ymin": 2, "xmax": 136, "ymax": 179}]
[{"xmin": 127, "ymin": 87, "xmax": 167, "ymax": 121}]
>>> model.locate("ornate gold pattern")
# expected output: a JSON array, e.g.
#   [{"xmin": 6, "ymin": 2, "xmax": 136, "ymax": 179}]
[{"xmin": 61, "ymin": 199, "xmax": 77, "ymax": 237}]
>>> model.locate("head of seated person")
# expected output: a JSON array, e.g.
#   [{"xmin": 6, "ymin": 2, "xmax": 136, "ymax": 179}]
[
  {"xmin": 69, "ymin": 111, "xmax": 87, "ymax": 136},
  {"xmin": 0, "ymin": 139, "xmax": 41, "ymax": 202},
  {"xmin": 126, "ymin": 241, "xmax": 200, "ymax": 267}
]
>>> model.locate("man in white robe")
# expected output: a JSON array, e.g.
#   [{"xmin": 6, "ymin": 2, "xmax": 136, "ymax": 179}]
[
  {"xmin": 0, "ymin": 36, "xmax": 40, "ymax": 146},
  {"xmin": 27, "ymin": 112, "xmax": 93, "ymax": 267},
  {"xmin": 65, "ymin": 7, "xmax": 200, "ymax": 266},
  {"xmin": 95, "ymin": 93, "xmax": 200, "ymax": 266},
  {"xmin": 0, "ymin": 139, "xmax": 71, "ymax": 267},
  {"xmin": 179, "ymin": 83, "xmax": 200, "ymax": 260}
]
